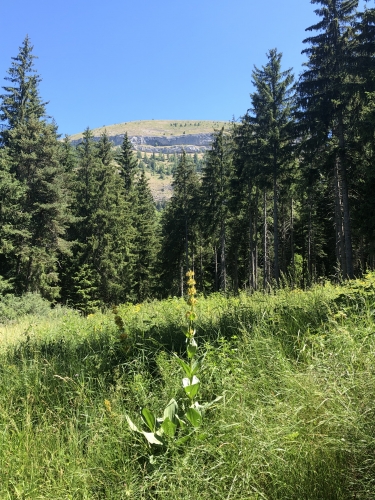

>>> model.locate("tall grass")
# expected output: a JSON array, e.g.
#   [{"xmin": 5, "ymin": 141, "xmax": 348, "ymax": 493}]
[{"xmin": 1, "ymin": 277, "xmax": 375, "ymax": 498}]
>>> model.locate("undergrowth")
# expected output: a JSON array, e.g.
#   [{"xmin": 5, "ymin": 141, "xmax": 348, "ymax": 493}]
[{"xmin": 1, "ymin": 274, "xmax": 375, "ymax": 498}]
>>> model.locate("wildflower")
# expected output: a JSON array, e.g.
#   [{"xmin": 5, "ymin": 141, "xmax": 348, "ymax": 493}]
[{"xmin": 104, "ymin": 399, "xmax": 112, "ymax": 413}]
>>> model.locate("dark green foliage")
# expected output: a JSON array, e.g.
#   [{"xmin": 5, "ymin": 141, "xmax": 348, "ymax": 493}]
[
  {"xmin": 117, "ymin": 132, "xmax": 138, "ymax": 192},
  {"xmin": 0, "ymin": 147, "xmax": 27, "ymax": 287},
  {"xmin": 62, "ymin": 129, "xmax": 134, "ymax": 308},
  {"xmin": 297, "ymin": 0, "xmax": 359, "ymax": 278},
  {"xmin": 5, "ymin": 117, "xmax": 71, "ymax": 298},
  {"xmin": 0, "ymin": 37, "xmax": 71, "ymax": 299},
  {"xmin": 133, "ymin": 169, "xmax": 158, "ymax": 302},
  {"xmin": 159, "ymin": 151, "xmax": 200, "ymax": 296},
  {"xmin": 201, "ymin": 128, "xmax": 234, "ymax": 292},
  {"xmin": 249, "ymin": 49, "xmax": 295, "ymax": 285},
  {"xmin": 0, "ymin": 36, "xmax": 46, "ymax": 136}
]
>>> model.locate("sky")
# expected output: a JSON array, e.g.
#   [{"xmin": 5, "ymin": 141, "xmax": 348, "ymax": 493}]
[{"xmin": 0, "ymin": 0, "xmax": 366, "ymax": 136}]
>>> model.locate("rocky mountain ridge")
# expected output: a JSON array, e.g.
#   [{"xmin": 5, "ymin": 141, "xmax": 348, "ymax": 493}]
[{"xmin": 70, "ymin": 132, "xmax": 213, "ymax": 154}]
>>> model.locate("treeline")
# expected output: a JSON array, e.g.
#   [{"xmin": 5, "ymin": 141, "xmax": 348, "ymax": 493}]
[{"xmin": 1, "ymin": 0, "xmax": 375, "ymax": 309}]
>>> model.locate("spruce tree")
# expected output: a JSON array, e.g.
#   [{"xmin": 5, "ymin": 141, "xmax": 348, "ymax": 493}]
[
  {"xmin": 298, "ymin": 0, "xmax": 359, "ymax": 278},
  {"xmin": 62, "ymin": 129, "xmax": 134, "ymax": 309},
  {"xmin": 159, "ymin": 151, "xmax": 199, "ymax": 296},
  {"xmin": 6, "ymin": 117, "xmax": 71, "ymax": 298},
  {"xmin": 0, "ymin": 36, "xmax": 46, "ymax": 140},
  {"xmin": 0, "ymin": 147, "xmax": 28, "ymax": 288},
  {"xmin": 0, "ymin": 37, "xmax": 71, "ymax": 298},
  {"xmin": 133, "ymin": 169, "xmax": 158, "ymax": 302},
  {"xmin": 248, "ymin": 49, "xmax": 295, "ymax": 286},
  {"xmin": 117, "ymin": 132, "xmax": 138, "ymax": 192},
  {"xmin": 201, "ymin": 129, "xmax": 233, "ymax": 292}
]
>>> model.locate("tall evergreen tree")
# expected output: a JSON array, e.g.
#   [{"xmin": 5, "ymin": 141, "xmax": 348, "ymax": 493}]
[
  {"xmin": 117, "ymin": 132, "xmax": 138, "ymax": 192},
  {"xmin": 248, "ymin": 49, "xmax": 295, "ymax": 286},
  {"xmin": 159, "ymin": 151, "xmax": 200, "ymax": 296},
  {"xmin": 0, "ymin": 37, "xmax": 71, "ymax": 298},
  {"xmin": 201, "ymin": 128, "xmax": 233, "ymax": 292},
  {"xmin": 62, "ymin": 129, "xmax": 134, "ymax": 309},
  {"xmin": 133, "ymin": 169, "xmax": 158, "ymax": 302},
  {"xmin": 298, "ymin": 0, "xmax": 359, "ymax": 278},
  {"xmin": 0, "ymin": 147, "xmax": 28, "ymax": 288},
  {"xmin": 0, "ymin": 36, "xmax": 46, "ymax": 139}
]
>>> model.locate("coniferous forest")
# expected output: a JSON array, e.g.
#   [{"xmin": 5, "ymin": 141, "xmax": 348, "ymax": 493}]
[{"xmin": 1, "ymin": 0, "xmax": 375, "ymax": 309}]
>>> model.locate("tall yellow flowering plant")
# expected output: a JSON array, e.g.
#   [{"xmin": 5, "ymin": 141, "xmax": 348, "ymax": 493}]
[{"xmin": 126, "ymin": 270, "xmax": 222, "ymax": 447}]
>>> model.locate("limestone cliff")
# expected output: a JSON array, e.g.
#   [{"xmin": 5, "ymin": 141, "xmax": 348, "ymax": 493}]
[{"xmin": 70, "ymin": 133, "xmax": 213, "ymax": 153}]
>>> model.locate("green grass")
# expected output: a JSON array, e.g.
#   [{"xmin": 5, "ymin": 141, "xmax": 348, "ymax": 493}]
[
  {"xmin": 69, "ymin": 119, "xmax": 231, "ymax": 141},
  {"xmin": 1, "ymin": 276, "xmax": 375, "ymax": 498}
]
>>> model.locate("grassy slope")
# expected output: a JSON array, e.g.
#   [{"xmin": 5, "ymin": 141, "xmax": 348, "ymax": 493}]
[
  {"xmin": 69, "ymin": 119, "xmax": 231, "ymax": 140},
  {"xmin": 1, "ymin": 276, "xmax": 375, "ymax": 498}
]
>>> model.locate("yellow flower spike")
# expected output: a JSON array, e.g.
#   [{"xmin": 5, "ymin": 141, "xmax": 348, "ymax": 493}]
[{"xmin": 104, "ymin": 399, "xmax": 112, "ymax": 413}]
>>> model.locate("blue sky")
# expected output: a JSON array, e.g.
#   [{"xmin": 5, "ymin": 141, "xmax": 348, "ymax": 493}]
[{"xmin": 0, "ymin": 1, "xmax": 365, "ymax": 136}]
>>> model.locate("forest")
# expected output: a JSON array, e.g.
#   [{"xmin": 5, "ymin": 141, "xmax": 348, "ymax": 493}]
[{"xmin": 1, "ymin": 1, "xmax": 375, "ymax": 311}]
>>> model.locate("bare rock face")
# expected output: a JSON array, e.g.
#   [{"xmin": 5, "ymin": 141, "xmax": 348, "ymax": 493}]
[{"xmin": 70, "ymin": 133, "xmax": 213, "ymax": 153}]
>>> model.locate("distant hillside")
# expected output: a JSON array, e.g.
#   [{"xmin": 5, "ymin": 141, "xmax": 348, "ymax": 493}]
[
  {"xmin": 69, "ymin": 119, "xmax": 231, "ymax": 154},
  {"xmin": 69, "ymin": 120, "xmax": 230, "ymax": 205},
  {"xmin": 70, "ymin": 119, "xmax": 230, "ymax": 140}
]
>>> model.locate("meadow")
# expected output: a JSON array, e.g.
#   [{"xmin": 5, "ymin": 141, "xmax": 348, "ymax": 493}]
[
  {"xmin": 69, "ymin": 120, "xmax": 232, "ymax": 141},
  {"xmin": 1, "ymin": 275, "xmax": 375, "ymax": 499}
]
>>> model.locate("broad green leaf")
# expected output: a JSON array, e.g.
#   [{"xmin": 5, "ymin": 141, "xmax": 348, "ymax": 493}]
[
  {"xmin": 126, "ymin": 415, "xmax": 140, "ymax": 433},
  {"xmin": 190, "ymin": 359, "xmax": 201, "ymax": 376},
  {"xmin": 174, "ymin": 355, "xmax": 192, "ymax": 378},
  {"xmin": 141, "ymin": 408, "xmax": 156, "ymax": 432},
  {"xmin": 175, "ymin": 434, "xmax": 191, "ymax": 446},
  {"xmin": 185, "ymin": 407, "xmax": 202, "ymax": 427},
  {"xmin": 142, "ymin": 431, "xmax": 163, "ymax": 446},
  {"xmin": 163, "ymin": 398, "xmax": 178, "ymax": 422},
  {"xmin": 187, "ymin": 339, "xmax": 197, "ymax": 359},
  {"xmin": 175, "ymin": 415, "xmax": 187, "ymax": 430},
  {"xmin": 184, "ymin": 381, "xmax": 200, "ymax": 400},
  {"xmin": 161, "ymin": 417, "xmax": 177, "ymax": 437},
  {"xmin": 181, "ymin": 325, "xmax": 189, "ymax": 335}
]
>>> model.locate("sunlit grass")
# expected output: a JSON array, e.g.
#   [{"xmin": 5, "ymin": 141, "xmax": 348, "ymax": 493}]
[{"xmin": 1, "ymin": 277, "xmax": 375, "ymax": 498}]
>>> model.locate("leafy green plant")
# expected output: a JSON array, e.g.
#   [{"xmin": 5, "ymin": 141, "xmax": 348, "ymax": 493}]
[{"xmin": 126, "ymin": 270, "xmax": 222, "ymax": 446}]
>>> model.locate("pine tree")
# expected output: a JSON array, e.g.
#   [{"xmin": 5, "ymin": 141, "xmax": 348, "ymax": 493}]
[
  {"xmin": 0, "ymin": 146, "xmax": 28, "ymax": 288},
  {"xmin": 133, "ymin": 169, "xmax": 158, "ymax": 302},
  {"xmin": 0, "ymin": 37, "xmax": 71, "ymax": 298},
  {"xmin": 298, "ymin": 0, "xmax": 359, "ymax": 278},
  {"xmin": 0, "ymin": 36, "xmax": 46, "ymax": 140},
  {"xmin": 201, "ymin": 128, "xmax": 233, "ymax": 292},
  {"xmin": 248, "ymin": 49, "xmax": 295, "ymax": 286},
  {"xmin": 117, "ymin": 132, "xmax": 138, "ymax": 192},
  {"xmin": 159, "ymin": 151, "xmax": 200, "ymax": 296},
  {"xmin": 62, "ymin": 129, "xmax": 134, "ymax": 308},
  {"xmin": 6, "ymin": 117, "xmax": 71, "ymax": 298}
]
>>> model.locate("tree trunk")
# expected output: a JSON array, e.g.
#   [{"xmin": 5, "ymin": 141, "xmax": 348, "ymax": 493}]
[
  {"xmin": 220, "ymin": 221, "xmax": 226, "ymax": 293},
  {"xmin": 291, "ymin": 198, "xmax": 295, "ymax": 286},
  {"xmin": 248, "ymin": 185, "xmax": 255, "ymax": 290},
  {"xmin": 180, "ymin": 265, "xmax": 184, "ymax": 297},
  {"xmin": 263, "ymin": 188, "xmax": 268, "ymax": 292},
  {"xmin": 254, "ymin": 188, "xmax": 259, "ymax": 291},
  {"xmin": 214, "ymin": 246, "xmax": 218, "ymax": 292},
  {"xmin": 334, "ymin": 158, "xmax": 346, "ymax": 278},
  {"xmin": 337, "ymin": 110, "xmax": 354, "ymax": 278},
  {"xmin": 273, "ymin": 158, "xmax": 279, "ymax": 286},
  {"xmin": 233, "ymin": 246, "xmax": 239, "ymax": 295}
]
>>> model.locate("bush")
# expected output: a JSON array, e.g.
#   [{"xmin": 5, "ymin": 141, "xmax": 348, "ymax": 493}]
[{"xmin": 0, "ymin": 292, "xmax": 52, "ymax": 322}]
